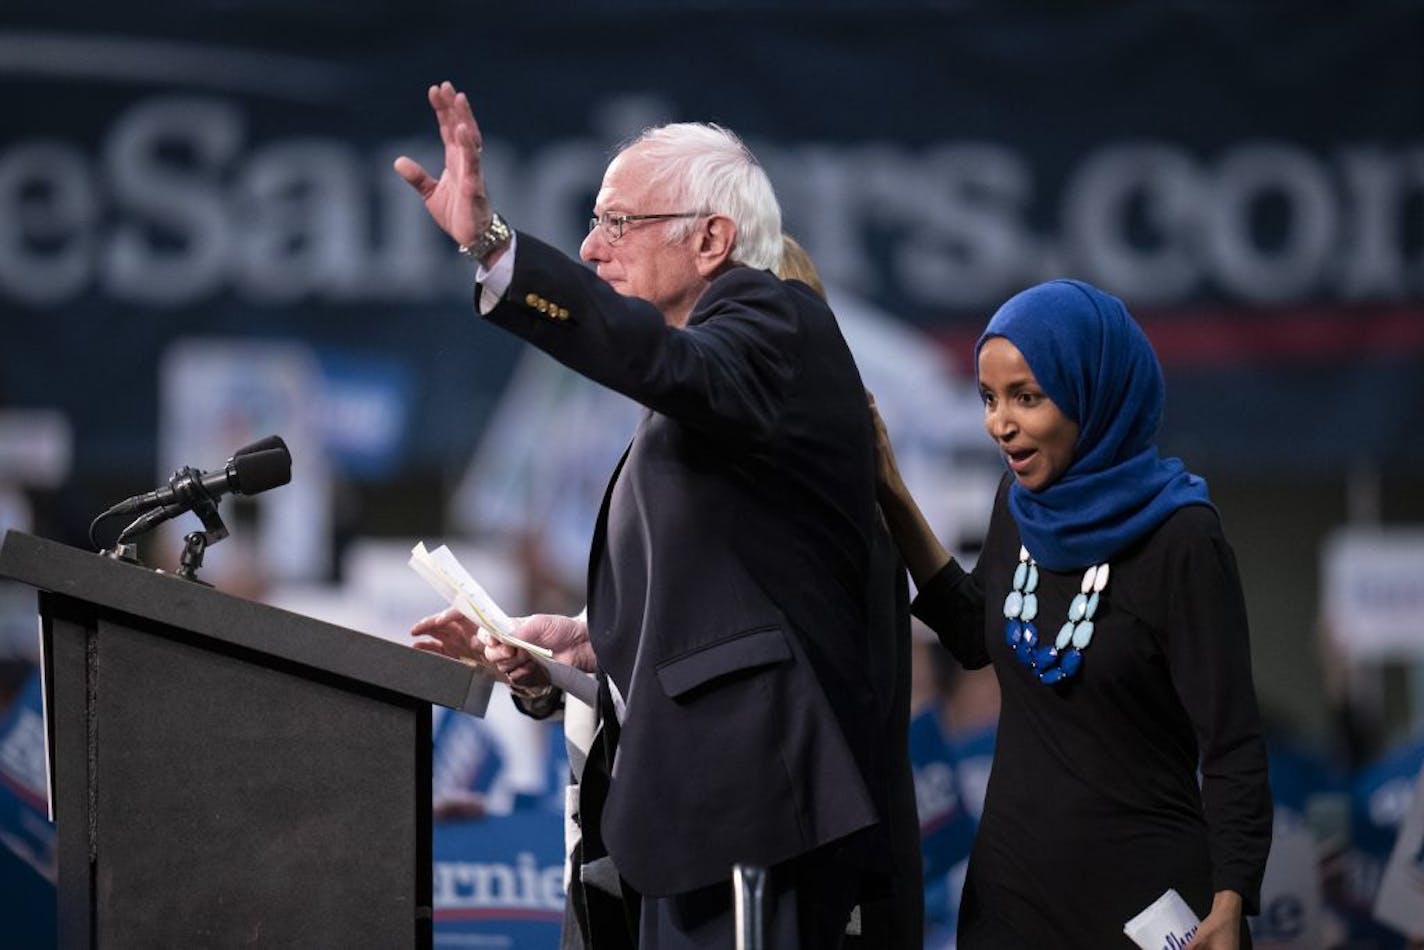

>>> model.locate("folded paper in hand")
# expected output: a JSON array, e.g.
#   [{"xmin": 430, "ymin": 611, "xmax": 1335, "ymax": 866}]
[
  {"xmin": 1123, "ymin": 888, "xmax": 1200, "ymax": 950},
  {"xmin": 409, "ymin": 542, "xmax": 598, "ymax": 706}
]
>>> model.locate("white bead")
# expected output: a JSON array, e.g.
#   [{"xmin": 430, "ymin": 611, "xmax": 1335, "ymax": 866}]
[
  {"xmin": 1093, "ymin": 563, "xmax": 1110, "ymax": 593},
  {"xmin": 1080, "ymin": 566, "xmax": 1096, "ymax": 595},
  {"xmin": 1019, "ymin": 545, "xmax": 1030, "ymax": 562}
]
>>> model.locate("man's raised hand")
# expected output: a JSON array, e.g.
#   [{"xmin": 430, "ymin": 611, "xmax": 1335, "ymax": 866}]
[{"xmin": 392, "ymin": 81, "xmax": 492, "ymax": 247}]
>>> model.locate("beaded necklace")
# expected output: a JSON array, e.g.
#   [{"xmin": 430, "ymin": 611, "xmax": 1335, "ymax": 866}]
[{"xmin": 1003, "ymin": 545, "xmax": 1110, "ymax": 685}]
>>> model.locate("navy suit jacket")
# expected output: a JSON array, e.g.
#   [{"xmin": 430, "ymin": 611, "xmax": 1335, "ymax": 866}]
[{"xmin": 482, "ymin": 234, "xmax": 885, "ymax": 898}]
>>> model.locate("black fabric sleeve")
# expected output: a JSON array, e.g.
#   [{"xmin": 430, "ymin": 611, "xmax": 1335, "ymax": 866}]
[
  {"xmin": 909, "ymin": 474, "xmax": 1009, "ymax": 670},
  {"xmin": 910, "ymin": 560, "xmax": 990, "ymax": 669},
  {"xmin": 1161, "ymin": 510, "xmax": 1273, "ymax": 913},
  {"xmin": 481, "ymin": 234, "xmax": 798, "ymax": 447}
]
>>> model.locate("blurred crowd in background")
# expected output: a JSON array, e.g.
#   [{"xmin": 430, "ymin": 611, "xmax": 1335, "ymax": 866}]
[{"xmin": 4, "ymin": 1, "xmax": 1424, "ymax": 946}]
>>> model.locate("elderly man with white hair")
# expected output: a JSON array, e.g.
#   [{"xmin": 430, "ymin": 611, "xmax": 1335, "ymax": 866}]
[{"xmin": 399, "ymin": 82, "xmax": 904, "ymax": 950}]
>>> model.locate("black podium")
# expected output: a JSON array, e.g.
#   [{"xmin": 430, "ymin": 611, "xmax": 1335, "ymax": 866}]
[{"xmin": 0, "ymin": 530, "xmax": 493, "ymax": 949}]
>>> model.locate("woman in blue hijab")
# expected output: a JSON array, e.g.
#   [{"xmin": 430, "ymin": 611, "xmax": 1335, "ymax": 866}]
[{"xmin": 874, "ymin": 279, "xmax": 1271, "ymax": 948}]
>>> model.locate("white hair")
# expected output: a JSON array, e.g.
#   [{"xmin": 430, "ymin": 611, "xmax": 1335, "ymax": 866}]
[{"xmin": 620, "ymin": 123, "xmax": 784, "ymax": 271}]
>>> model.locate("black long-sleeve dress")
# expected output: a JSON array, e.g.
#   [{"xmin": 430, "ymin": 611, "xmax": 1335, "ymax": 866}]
[{"xmin": 912, "ymin": 478, "xmax": 1272, "ymax": 948}]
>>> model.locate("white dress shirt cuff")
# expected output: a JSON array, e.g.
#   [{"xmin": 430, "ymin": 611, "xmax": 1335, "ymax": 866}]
[{"xmin": 474, "ymin": 232, "xmax": 518, "ymax": 315}]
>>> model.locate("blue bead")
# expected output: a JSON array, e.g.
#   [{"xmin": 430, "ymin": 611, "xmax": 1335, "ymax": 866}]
[
  {"xmin": 1021, "ymin": 623, "xmax": 1039, "ymax": 648},
  {"xmin": 1055, "ymin": 621, "xmax": 1075, "ymax": 650},
  {"xmin": 1031, "ymin": 644, "xmax": 1059, "ymax": 669},
  {"xmin": 1071, "ymin": 620, "xmax": 1095, "ymax": 649},
  {"xmin": 1059, "ymin": 649, "xmax": 1083, "ymax": 677},
  {"xmin": 1026, "ymin": 564, "xmax": 1039, "ymax": 593},
  {"xmin": 1039, "ymin": 667, "xmax": 1068, "ymax": 684},
  {"xmin": 1021, "ymin": 593, "xmax": 1038, "ymax": 621},
  {"xmin": 1013, "ymin": 561, "xmax": 1027, "ymax": 590},
  {"xmin": 1005, "ymin": 619, "xmax": 1022, "ymax": 646},
  {"xmin": 1014, "ymin": 639, "xmax": 1033, "ymax": 665},
  {"xmin": 1069, "ymin": 593, "xmax": 1088, "ymax": 621},
  {"xmin": 1085, "ymin": 591, "xmax": 1100, "ymax": 619}
]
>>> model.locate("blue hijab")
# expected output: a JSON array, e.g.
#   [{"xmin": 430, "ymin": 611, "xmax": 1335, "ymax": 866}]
[{"xmin": 976, "ymin": 279, "xmax": 1212, "ymax": 571}]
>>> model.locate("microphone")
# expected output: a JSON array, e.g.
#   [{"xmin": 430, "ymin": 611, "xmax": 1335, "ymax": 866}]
[
  {"xmin": 231, "ymin": 434, "xmax": 288, "ymax": 459},
  {"xmin": 103, "ymin": 437, "xmax": 292, "ymax": 520}
]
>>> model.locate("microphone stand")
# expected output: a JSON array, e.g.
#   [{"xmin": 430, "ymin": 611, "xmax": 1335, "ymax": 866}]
[
  {"xmin": 175, "ymin": 497, "xmax": 229, "ymax": 585},
  {"xmin": 90, "ymin": 437, "xmax": 289, "ymax": 581}
]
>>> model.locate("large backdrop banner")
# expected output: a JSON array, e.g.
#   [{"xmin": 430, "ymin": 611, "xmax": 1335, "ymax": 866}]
[{"xmin": 3, "ymin": 1, "xmax": 1422, "ymax": 495}]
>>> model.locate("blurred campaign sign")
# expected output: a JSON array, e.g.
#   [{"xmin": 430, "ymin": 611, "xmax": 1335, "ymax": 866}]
[
  {"xmin": 0, "ymin": 669, "xmax": 52, "ymax": 863},
  {"xmin": 909, "ymin": 706, "xmax": 979, "ymax": 941},
  {"xmin": 1251, "ymin": 812, "xmax": 1327, "ymax": 950},
  {"xmin": 313, "ymin": 349, "xmax": 414, "ymax": 480},
  {"xmin": 1373, "ymin": 762, "xmax": 1424, "ymax": 939},
  {"xmin": 910, "ymin": 707, "xmax": 978, "ymax": 877},
  {"xmin": 0, "ymin": 668, "xmax": 57, "ymax": 947},
  {"xmin": 432, "ymin": 810, "xmax": 565, "ymax": 949},
  {"xmin": 1255, "ymin": 742, "xmax": 1350, "ymax": 948},
  {"xmin": 1343, "ymin": 739, "xmax": 1424, "ymax": 947},
  {"xmin": 432, "ymin": 708, "xmax": 505, "ymax": 813},
  {"xmin": 1322, "ymin": 527, "xmax": 1424, "ymax": 660},
  {"xmin": 159, "ymin": 337, "xmax": 332, "ymax": 581},
  {"xmin": 0, "ymin": 411, "xmax": 71, "ymax": 489}
]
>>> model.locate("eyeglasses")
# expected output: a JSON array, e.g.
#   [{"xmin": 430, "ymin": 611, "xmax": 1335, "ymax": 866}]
[{"xmin": 588, "ymin": 211, "xmax": 704, "ymax": 243}]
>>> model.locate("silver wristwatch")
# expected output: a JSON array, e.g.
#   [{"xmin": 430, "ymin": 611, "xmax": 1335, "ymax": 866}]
[{"xmin": 457, "ymin": 213, "xmax": 513, "ymax": 262}]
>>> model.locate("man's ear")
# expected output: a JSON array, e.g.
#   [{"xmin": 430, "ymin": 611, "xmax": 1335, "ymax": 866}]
[{"xmin": 693, "ymin": 215, "xmax": 737, "ymax": 277}]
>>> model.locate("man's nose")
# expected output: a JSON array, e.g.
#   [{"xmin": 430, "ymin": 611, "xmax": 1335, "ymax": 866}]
[{"xmin": 579, "ymin": 228, "xmax": 603, "ymax": 262}]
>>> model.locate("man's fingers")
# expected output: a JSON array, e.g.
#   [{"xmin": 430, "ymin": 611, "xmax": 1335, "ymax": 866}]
[
  {"xmin": 409, "ymin": 611, "xmax": 446, "ymax": 636},
  {"xmin": 410, "ymin": 606, "xmax": 473, "ymax": 635},
  {"xmin": 392, "ymin": 156, "xmax": 436, "ymax": 197},
  {"xmin": 453, "ymin": 92, "xmax": 482, "ymax": 142},
  {"xmin": 454, "ymin": 123, "xmax": 483, "ymax": 176},
  {"xmin": 430, "ymin": 82, "xmax": 456, "ymax": 144},
  {"xmin": 477, "ymin": 629, "xmax": 514, "ymax": 660},
  {"xmin": 486, "ymin": 641, "xmax": 517, "ymax": 663}
]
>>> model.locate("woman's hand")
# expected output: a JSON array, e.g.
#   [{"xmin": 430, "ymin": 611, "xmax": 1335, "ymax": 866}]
[
  {"xmin": 868, "ymin": 390, "xmax": 907, "ymax": 503},
  {"xmin": 1187, "ymin": 891, "xmax": 1242, "ymax": 950},
  {"xmin": 866, "ymin": 389, "xmax": 952, "ymax": 586}
]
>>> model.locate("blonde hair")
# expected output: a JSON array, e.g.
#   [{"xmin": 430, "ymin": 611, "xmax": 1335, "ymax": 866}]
[{"xmin": 777, "ymin": 234, "xmax": 826, "ymax": 300}]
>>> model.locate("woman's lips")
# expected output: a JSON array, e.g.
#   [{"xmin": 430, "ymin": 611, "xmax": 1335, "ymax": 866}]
[{"xmin": 1005, "ymin": 448, "xmax": 1037, "ymax": 474}]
